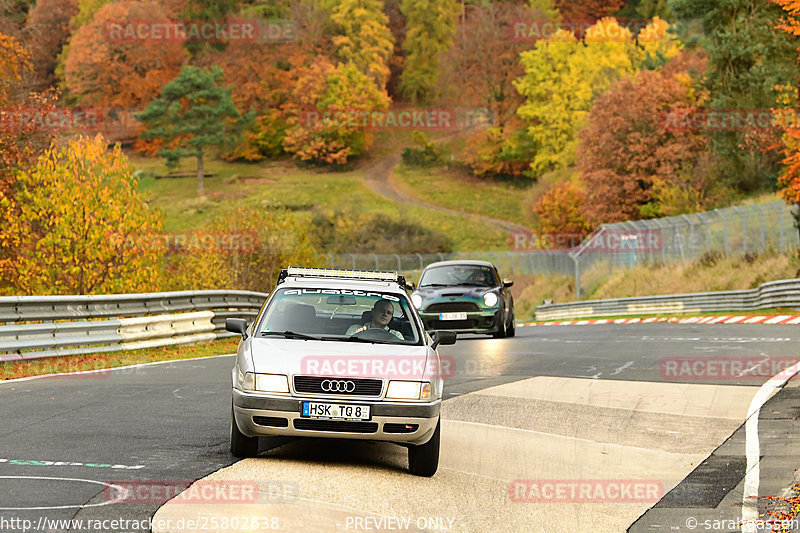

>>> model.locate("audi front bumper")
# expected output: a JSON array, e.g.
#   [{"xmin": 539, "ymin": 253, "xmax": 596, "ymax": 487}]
[{"xmin": 232, "ymin": 389, "xmax": 441, "ymax": 445}]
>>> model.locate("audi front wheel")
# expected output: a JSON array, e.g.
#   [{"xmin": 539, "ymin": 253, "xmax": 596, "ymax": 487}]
[{"xmin": 408, "ymin": 417, "xmax": 440, "ymax": 477}]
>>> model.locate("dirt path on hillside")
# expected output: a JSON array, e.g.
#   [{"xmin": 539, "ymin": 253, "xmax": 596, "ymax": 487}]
[{"xmin": 363, "ymin": 148, "xmax": 530, "ymax": 235}]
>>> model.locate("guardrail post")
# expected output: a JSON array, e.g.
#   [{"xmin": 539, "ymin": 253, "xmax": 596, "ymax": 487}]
[
  {"xmin": 753, "ymin": 204, "xmax": 767, "ymax": 253},
  {"xmin": 681, "ymin": 214, "xmax": 695, "ymax": 261},
  {"xmin": 651, "ymin": 219, "xmax": 667, "ymax": 263},
  {"xmin": 572, "ymin": 254, "xmax": 581, "ymax": 300},
  {"xmin": 714, "ymin": 208, "xmax": 729, "ymax": 256},
  {"xmin": 697, "ymin": 212, "xmax": 710, "ymax": 254},
  {"xmin": 733, "ymin": 206, "xmax": 747, "ymax": 255}
]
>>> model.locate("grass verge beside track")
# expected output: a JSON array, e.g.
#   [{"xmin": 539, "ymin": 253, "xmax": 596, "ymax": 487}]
[{"xmin": 0, "ymin": 337, "xmax": 239, "ymax": 381}]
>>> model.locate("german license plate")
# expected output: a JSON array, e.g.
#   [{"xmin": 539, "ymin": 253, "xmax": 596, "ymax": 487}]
[
  {"xmin": 301, "ymin": 402, "xmax": 370, "ymax": 421},
  {"xmin": 439, "ymin": 312, "xmax": 467, "ymax": 320}
]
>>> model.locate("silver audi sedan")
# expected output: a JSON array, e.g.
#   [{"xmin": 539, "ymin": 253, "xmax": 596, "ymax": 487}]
[{"xmin": 226, "ymin": 267, "xmax": 456, "ymax": 476}]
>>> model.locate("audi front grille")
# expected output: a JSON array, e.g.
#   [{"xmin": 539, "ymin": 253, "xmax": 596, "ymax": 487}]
[
  {"xmin": 293, "ymin": 376, "xmax": 383, "ymax": 396},
  {"xmin": 293, "ymin": 419, "xmax": 378, "ymax": 433}
]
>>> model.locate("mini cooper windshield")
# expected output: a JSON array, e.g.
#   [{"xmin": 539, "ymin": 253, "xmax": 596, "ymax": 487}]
[
  {"xmin": 258, "ymin": 288, "xmax": 422, "ymax": 345},
  {"xmin": 419, "ymin": 264, "xmax": 496, "ymax": 288}
]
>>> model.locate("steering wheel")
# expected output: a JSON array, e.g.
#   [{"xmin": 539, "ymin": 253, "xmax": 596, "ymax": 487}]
[{"xmin": 353, "ymin": 327, "xmax": 399, "ymax": 342}]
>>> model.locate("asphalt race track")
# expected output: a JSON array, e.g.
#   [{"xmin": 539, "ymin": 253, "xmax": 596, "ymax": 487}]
[{"xmin": 1, "ymin": 324, "xmax": 799, "ymax": 532}]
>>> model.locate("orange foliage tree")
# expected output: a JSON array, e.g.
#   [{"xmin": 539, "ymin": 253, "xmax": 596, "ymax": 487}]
[
  {"xmin": 63, "ymin": 1, "xmax": 186, "ymax": 108},
  {"xmin": 554, "ymin": 0, "xmax": 624, "ymax": 21},
  {"xmin": 532, "ymin": 181, "xmax": 593, "ymax": 235},
  {"xmin": 0, "ymin": 31, "xmax": 31, "ymax": 104},
  {"xmin": 773, "ymin": 0, "xmax": 800, "ymax": 236},
  {"xmin": 23, "ymin": 0, "xmax": 78, "ymax": 90},
  {"xmin": 578, "ymin": 52, "xmax": 711, "ymax": 224},
  {"xmin": 282, "ymin": 59, "xmax": 390, "ymax": 165},
  {"xmin": 0, "ymin": 135, "xmax": 163, "ymax": 295}
]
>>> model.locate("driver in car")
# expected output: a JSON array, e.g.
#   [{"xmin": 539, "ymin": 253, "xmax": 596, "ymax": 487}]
[
  {"xmin": 469, "ymin": 269, "xmax": 491, "ymax": 285},
  {"xmin": 346, "ymin": 299, "xmax": 404, "ymax": 340}
]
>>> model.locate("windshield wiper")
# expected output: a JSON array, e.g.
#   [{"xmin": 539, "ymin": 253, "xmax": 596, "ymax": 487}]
[
  {"xmin": 343, "ymin": 336, "xmax": 394, "ymax": 344},
  {"xmin": 420, "ymin": 283, "xmax": 448, "ymax": 288},
  {"xmin": 260, "ymin": 331, "xmax": 321, "ymax": 341}
]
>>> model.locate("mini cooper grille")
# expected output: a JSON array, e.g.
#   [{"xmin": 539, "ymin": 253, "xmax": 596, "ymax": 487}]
[
  {"xmin": 428, "ymin": 319, "xmax": 476, "ymax": 330},
  {"xmin": 426, "ymin": 302, "xmax": 481, "ymax": 313},
  {"xmin": 293, "ymin": 376, "xmax": 383, "ymax": 396},
  {"xmin": 253, "ymin": 416, "xmax": 288, "ymax": 427},
  {"xmin": 293, "ymin": 419, "xmax": 378, "ymax": 433}
]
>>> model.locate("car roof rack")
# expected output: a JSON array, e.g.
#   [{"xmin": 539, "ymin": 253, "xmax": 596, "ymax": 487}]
[{"xmin": 278, "ymin": 266, "xmax": 408, "ymax": 289}]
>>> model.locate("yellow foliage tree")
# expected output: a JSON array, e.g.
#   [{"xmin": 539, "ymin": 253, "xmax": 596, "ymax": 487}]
[
  {"xmin": 0, "ymin": 135, "xmax": 163, "ymax": 295},
  {"xmin": 165, "ymin": 205, "xmax": 321, "ymax": 293},
  {"xmin": 0, "ymin": 32, "xmax": 32, "ymax": 106},
  {"xmin": 515, "ymin": 17, "xmax": 681, "ymax": 177}
]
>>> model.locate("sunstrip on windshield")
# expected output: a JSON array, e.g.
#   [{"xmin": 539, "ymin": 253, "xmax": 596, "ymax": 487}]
[{"xmin": 279, "ymin": 266, "xmax": 405, "ymax": 285}]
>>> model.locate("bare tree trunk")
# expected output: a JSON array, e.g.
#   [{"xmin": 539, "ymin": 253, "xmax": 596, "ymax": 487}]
[{"xmin": 196, "ymin": 150, "xmax": 204, "ymax": 196}]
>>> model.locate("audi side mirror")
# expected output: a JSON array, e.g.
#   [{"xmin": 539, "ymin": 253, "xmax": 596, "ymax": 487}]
[
  {"xmin": 226, "ymin": 318, "xmax": 248, "ymax": 340},
  {"xmin": 432, "ymin": 330, "xmax": 456, "ymax": 349}
]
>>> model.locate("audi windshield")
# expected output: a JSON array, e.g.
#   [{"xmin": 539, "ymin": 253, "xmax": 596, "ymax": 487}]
[{"xmin": 258, "ymin": 288, "xmax": 422, "ymax": 345}]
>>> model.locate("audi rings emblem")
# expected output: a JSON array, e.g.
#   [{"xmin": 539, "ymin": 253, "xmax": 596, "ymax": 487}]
[{"xmin": 321, "ymin": 379, "xmax": 356, "ymax": 393}]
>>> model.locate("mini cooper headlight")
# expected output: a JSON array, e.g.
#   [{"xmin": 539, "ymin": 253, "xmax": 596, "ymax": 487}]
[
  {"xmin": 483, "ymin": 292, "xmax": 498, "ymax": 307},
  {"xmin": 411, "ymin": 294, "xmax": 423, "ymax": 308}
]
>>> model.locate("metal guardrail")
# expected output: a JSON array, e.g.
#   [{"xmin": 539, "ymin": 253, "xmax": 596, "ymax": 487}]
[
  {"xmin": 534, "ymin": 278, "xmax": 800, "ymax": 321},
  {"xmin": 0, "ymin": 290, "xmax": 269, "ymax": 361}
]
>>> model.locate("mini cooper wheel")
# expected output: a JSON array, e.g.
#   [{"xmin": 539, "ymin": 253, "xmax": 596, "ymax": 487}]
[
  {"xmin": 506, "ymin": 310, "xmax": 515, "ymax": 338},
  {"xmin": 492, "ymin": 314, "xmax": 507, "ymax": 339},
  {"xmin": 408, "ymin": 417, "xmax": 440, "ymax": 477},
  {"xmin": 230, "ymin": 405, "xmax": 259, "ymax": 458}
]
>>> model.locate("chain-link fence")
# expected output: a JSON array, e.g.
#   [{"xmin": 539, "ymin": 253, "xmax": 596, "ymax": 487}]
[{"xmin": 324, "ymin": 201, "xmax": 800, "ymax": 298}]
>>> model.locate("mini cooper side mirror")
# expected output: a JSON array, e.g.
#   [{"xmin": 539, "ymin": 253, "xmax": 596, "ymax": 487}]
[
  {"xmin": 226, "ymin": 318, "xmax": 248, "ymax": 339},
  {"xmin": 502, "ymin": 279, "xmax": 514, "ymax": 288},
  {"xmin": 432, "ymin": 330, "xmax": 457, "ymax": 349}
]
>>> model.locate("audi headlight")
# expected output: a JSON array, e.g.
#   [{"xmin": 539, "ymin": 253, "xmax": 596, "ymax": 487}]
[
  {"xmin": 411, "ymin": 294, "xmax": 423, "ymax": 308},
  {"xmin": 483, "ymin": 292, "xmax": 498, "ymax": 307},
  {"xmin": 386, "ymin": 381, "xmax": 431, "ymax": 400},
  {"xmin": 242, "ymin": 373, "xmax": 289, "ymax": 393}
]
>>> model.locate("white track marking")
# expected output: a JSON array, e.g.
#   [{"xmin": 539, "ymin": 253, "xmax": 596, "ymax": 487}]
[
  {"xmin": 741, "ymin": 361, "xmax": 800, "ymax": 533},
  {"xmin": 0, "ymin": 476, "xmax": 128, "ymax": 510},
  {"xmin": 611, "ymin": 361, "xmax": 634, "ymax": 375}
]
